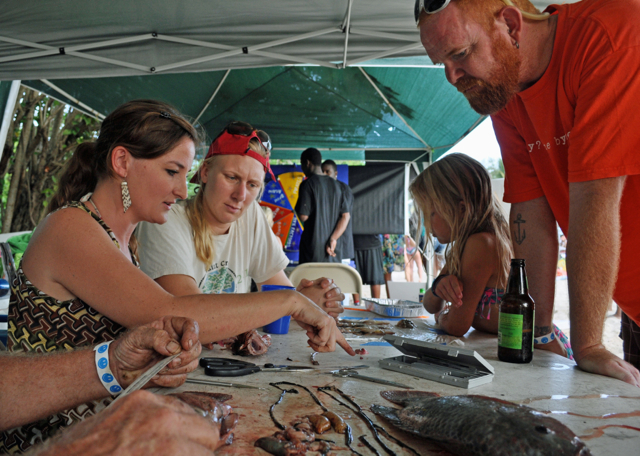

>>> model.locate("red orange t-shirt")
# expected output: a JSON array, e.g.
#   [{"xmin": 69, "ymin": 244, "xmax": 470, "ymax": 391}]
[{"xmin": 493, "ymin": 0, "xmax": 640, "ymax": 325}]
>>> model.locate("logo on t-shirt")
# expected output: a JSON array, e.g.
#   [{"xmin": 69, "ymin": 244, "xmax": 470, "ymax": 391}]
[{"xmin": 200, "ymin": 264, "xmax": 237, "ymax": 294}]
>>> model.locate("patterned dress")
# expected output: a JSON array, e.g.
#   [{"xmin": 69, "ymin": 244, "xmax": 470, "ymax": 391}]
[{"xmin": 1, "ymin": 202, "xmax": 132, "ymax": 454}]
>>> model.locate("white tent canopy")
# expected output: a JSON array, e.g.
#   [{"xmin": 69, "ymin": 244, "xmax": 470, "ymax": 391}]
[{"xmin": 0, "ymin": 0, "xmax": 573, "ymax": 81}]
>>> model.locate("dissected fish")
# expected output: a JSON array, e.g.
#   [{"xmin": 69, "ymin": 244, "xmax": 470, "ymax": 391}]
[
  {"xmin": 372, "ymin": 390, "xmax": 591, "ymax": 456},
  {"xmin": 216, "ymin": 329, "xmax": 272, "ymax": 356},
  {"xmin": 256, "ymin": 417, "xmax": 323, "ymax": 455},
  {"xmin": 170, "ymin": 391, "xmax": 238, "ymax": 450}
]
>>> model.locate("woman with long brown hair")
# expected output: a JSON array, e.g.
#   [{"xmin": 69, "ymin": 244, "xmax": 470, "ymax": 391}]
[{"xmin": 4, "ymin": 100, "xmax": 352, "ymax": 453}]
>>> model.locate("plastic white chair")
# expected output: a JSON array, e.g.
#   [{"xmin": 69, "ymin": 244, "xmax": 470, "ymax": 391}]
[{"xmin": 288, "ymin": 262, "xmax": 364, "ymax": 297}]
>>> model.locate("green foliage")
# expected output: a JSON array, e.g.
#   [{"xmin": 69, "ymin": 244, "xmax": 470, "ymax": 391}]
[{"xmin": 484, "ymin": 158, "xmax": 505, "ymax": 179}]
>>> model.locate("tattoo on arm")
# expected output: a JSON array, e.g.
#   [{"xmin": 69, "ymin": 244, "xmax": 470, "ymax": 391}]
[
  {"xmin": 512, "ymin": 213, "xmax": 527, "ymax": 245},
  {"xmin": 535, "ymin": 326, "xmax": 552, "ymax": 337}
]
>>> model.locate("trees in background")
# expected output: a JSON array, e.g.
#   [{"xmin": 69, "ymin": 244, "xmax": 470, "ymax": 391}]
[
  {"xmin": 0, "ymin": 87, "xmax": 101, "ymax": 233},
  {"xmin": 484, "ymin": 157, "xmax": 505, "ymax": 179}
]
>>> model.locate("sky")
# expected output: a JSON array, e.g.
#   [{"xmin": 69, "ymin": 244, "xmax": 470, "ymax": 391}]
[{"xmin": 438, "ymin": 118, "xmax": 502, "ymax": 165}]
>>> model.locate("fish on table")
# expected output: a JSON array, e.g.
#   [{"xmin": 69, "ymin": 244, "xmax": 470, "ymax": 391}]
[{"xmin": 371, "ymin": 390, "xmax": 591, "ymax": 456}]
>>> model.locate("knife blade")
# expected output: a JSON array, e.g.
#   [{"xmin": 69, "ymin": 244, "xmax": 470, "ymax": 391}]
[{"xmin": 111, "ymin": 353, "xmax": 180, "ymax": 404}]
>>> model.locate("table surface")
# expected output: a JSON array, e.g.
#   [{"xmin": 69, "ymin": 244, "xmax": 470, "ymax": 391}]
[{"xmin": 158, "ymin": 309, "xmax": 640, "ymax": 455}]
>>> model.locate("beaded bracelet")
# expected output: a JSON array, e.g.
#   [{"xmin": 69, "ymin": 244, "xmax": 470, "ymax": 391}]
[
  {"xmin": 431, "ymin": 274, "xmax": 449, "ymax": 299},
  {"xmin": 94, "ymin": 341, "xmax": 123, "ymax": 395},
  {"xmin": 534, "ymin": 331, "xmax": 556, "ymax": 345}
]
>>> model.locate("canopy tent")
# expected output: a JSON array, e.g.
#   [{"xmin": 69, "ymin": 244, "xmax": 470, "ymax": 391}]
[
  {"xmin": 19, "ymin": 64, "xmax": 480, "ymax": 161},
  {"xmin": 0, "ymin": 0, "xmax": 570, "ymax": 162}
]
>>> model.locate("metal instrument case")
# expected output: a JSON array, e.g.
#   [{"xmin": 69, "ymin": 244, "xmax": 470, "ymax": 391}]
[{"xmin": 379, "ymin": 335, "xmax": 495, "ymax": 389}]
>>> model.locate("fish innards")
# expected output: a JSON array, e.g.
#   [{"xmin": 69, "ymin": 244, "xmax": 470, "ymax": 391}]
[{"xmin": 251, "ymin": 385, "xmax": 591, "ymax": 455}]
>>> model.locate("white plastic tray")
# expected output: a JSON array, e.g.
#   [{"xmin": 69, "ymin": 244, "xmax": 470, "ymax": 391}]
[{"xmin": 361, "ymin": 297, "xmax": 426, "ymax": 318}]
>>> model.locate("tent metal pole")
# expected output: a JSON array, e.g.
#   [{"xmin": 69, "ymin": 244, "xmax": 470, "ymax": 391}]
[
  {"xmin": 273, "ymin": 147, "xmax": 428, "ymax": 151},
  {"xmin": 156, "ymin": 28, "xmax": 341, "ymax": 73},
  {"xmin": 156, "ymin": 36, "xmax": 337, "ymax": 69},
  {"xmin": 0, "ymin": 81, "xmax": 21, "ymax": 165},
  {"xmin": 349, "ymin": 28, "xmax": 419, "ymax": 42},
  {"xmin": 358, "ymin": 67, "xmax": 430, "ymax": 148},
  {"xmin": 194, "ymin": 69, "xmax": 230, "ymax": 125},
  {"xmin": 354, "ymin": 62, "xmax": 442, "ymax": 69},
  {"xmin": 341, "ymin": 0, "xmax": 354, "ymax": 69},
  {"xmin": 0, "ymin": 34, "xmax": 152, "ymax": 66},
  {"xmin": 409, "ymin": 150, "xmax": 431, "ymax": 164},
  {"xmin": 40, "ymin": 80, "xmax": 105, "ymax": 120},
  {"xmin": 404, "ymin": 163, "xmax": 410, "ymax": 236},
  {"xmin": 348, "ymin": 42, "xmax": 425, "ymax": 66}
]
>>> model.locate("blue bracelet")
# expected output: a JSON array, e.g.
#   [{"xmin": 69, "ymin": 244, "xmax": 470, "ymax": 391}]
[
  {"xmin": 94, "ymin": 341, "xmax": 123, "ymax": 395},
  {"xmin": 534, "ymin": 331, "xmax": 556, "ymax": 345}
]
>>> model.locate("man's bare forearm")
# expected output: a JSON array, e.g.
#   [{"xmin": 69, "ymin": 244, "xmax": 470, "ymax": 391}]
[
  {"xmin": 0, "ymin": 349, "xmax": 106, "ymax": 431},
  {"xmin": 330, "ymin": 213, "xmax": 350, "ymax": 242},
  {"xmin": 509, "ymin": 196, "xmax": 558, "ymax": 336},
  {"xmin": 567, "ymin": 177, "xmax": 625, "ymax": 360}
]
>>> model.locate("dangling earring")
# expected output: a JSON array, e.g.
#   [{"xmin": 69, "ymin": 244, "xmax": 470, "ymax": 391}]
[
  {"xmin": 515, "ymin": 41, "xmax": 519, "ymax": 49},
  {"xmin": 121, "ymin": 180, "xmax": 131, "ymax": 213}
]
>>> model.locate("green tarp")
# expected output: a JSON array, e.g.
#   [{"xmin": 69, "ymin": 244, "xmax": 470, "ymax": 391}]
[{"xmin": 23, "ymin": 64, "xmax": 482, "ymax": 161}]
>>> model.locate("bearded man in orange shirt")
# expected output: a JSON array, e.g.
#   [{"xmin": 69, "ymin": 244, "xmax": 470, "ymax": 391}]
[{"xmin": 417, "ymin": 0, "xmax": 640, "ymax": 387}]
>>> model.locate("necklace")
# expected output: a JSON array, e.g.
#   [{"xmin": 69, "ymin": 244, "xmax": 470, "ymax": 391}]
[{"xmin": 89, "ymin": 197, "xmax": 102, "ymax": 219}]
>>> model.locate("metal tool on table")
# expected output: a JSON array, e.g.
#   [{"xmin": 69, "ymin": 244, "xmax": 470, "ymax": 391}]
[
  {"xmin": 332, "ymin": 369, "xmax": 413, "ymax": 389},
  {"xmin": 185, "ymin": 377, "xmax": 266, "ymax": 390},
  {"xmin": 199, "ymin": 357, "xmax": 369, "ymax": 377},
  {"xmin": 379, "ymin": 335, "xmax": 495, "ymax": 389},
  {"xmin": 111, "ymin": 353, "xmax": 180, "ymax": 403}
]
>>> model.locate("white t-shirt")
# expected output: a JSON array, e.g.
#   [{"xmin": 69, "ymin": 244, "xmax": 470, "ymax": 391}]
[{"xmin": 136, "ymin": 201, "xmax": 289, "ymax": 294}]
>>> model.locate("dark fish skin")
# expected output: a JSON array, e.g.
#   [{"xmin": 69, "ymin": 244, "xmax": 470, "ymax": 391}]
[{"xmin": 372, "ymin": 391, "xmax": 591, "ymax": 456}]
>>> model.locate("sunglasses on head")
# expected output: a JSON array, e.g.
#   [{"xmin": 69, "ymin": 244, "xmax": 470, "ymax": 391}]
[
  {"xmin": 215, "ymin": 121, "xmax": 270, "ymax": 152},
  {"xmin": 414, "ymin": 0, "xmax": 451, "ymax": 24}
]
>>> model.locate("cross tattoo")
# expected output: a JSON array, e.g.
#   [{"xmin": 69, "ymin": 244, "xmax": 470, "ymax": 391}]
[{"xmin": 513, "ymin": 213, "xmax": 526, "ymax": 245}]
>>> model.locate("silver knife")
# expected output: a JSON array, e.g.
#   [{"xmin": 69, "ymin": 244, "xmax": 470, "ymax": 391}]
[
  {"xmin": 186, "ymin": 377, "xmax": 266, "ymax": 390},
  {"xmin": 332, "ymin": 369, "xmax": 413, "ymax": 389},
  {"xmin": 111, "ymin": 353, "xmax": 180, "ymax": 403}
]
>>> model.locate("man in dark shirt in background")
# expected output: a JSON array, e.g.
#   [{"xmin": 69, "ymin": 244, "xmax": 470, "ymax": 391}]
[
  {"xmin": 296, "ymin": 148, "xmax": 349, "ymax": 264},
  {"xmin": 322, "ymin": 159, "xmax": 354, "ymax": 264}
]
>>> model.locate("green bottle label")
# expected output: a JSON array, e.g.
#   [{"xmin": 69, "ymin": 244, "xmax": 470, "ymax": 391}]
[{"xmin": 498, "ymin": 313, "xmax": 524, "ymax": 349}]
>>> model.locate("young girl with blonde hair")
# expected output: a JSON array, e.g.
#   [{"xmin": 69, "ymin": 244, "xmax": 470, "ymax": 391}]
[
  {"xmin": 411, "ymin": 153, "xmax": 512, "ymax": 337},
  {"xmin": 412, "ymin": 153, "xmax": 572, "ymax": 360}
]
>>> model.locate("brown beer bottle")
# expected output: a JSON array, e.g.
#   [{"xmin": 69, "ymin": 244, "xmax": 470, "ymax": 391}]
[{"xmin": 498, "ymin": 259, "xmax": 535, "ymax": 363}]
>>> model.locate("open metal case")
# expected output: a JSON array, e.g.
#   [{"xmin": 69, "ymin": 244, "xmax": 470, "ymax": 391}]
[{"xmin": 379, "ymin": 335, "xmax": 495, "ymax": 389}]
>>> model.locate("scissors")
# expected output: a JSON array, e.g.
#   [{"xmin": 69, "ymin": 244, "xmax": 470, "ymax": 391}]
[{"xmin": 199, "ymin": 357, "xmax": 369, "ymax": 377}]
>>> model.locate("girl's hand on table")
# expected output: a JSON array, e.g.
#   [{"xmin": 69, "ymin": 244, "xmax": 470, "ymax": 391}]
[
  {"xmin": 434, "ymin": 275, "xmax": 463, "ymax": 307},
  {"xmin": 297, "ymin": 277, "xmax": 345, "ymax": 318},
  {"xmin": 110, "ymin": 316, "xmax": 202, "ymax": 389}
]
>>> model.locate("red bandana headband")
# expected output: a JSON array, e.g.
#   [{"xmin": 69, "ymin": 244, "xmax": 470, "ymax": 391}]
[{"xmin": 191, "ymin": 130, "xmax": 275, "ymax": 183}]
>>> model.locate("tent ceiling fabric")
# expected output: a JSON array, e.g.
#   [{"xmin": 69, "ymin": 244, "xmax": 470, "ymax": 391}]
[
  {"xmin": 1, "ymin": 0, "xmax": 424, "ymax": 80},
  {"xmin": 1, "ymin": 1, "xmax": 576, "ymax": 161},
  {"xmin": 1, "ymin": 1, "xmax": 572, "ymax": 80}
]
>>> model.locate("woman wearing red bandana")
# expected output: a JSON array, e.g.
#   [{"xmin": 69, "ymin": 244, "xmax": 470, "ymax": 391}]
[{"xmin": 136, "ymin": 122, "xmax": 346, "ymax": 317}]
